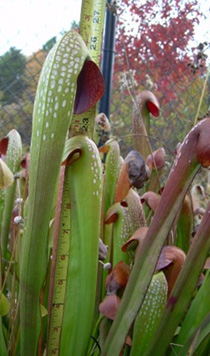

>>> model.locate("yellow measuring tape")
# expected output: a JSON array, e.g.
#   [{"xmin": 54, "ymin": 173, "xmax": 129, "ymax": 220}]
[
  {"xmin": 47, "ymin": 1, "xmax": 106, "ymax": 355},
  {"xmin": 47, "ymin": 170, "xmax": 71, "ymax": 356},
  {"xmin": 70, "ymin": 0, "xmax": 106, "ymax": 138}
]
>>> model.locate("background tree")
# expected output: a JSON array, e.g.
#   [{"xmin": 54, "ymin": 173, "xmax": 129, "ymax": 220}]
[
  {"xmin": 24, "ymin": 50, "xmax": 47, "ymax": 97},
  {"xmin": 0, "ymin": 49, "xmax": 47, "ymax": 146},
  {"xmin": 42, "ymin": 36, "xmax": 57, "ymax": 52},
  {"xmin": 0, "ymin": 47, "xmax": 27, "ymax": 105},
  {"xmin": 115, "ymin": 0, "xmax": 202, "ymax": 100},
  {"xmin": 110, "ymin": 0, "xmax": 209, "ymax": 152}
]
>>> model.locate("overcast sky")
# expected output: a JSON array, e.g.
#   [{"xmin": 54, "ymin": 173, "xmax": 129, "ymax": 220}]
[
  {"xmin": 0, "ymin": 0, "xmax": 209, "ymax": 56},
  {"xmin": 0, "ymin": 0, "xmax": 82, "ymax": 55}
]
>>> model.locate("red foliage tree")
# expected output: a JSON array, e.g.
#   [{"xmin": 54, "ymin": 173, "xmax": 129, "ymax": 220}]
[{"xmin": 114, "ymin": 0, "xmax": 203, "ymax": 104}]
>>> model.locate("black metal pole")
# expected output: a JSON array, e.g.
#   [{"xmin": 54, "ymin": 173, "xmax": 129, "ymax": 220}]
[{"xmin": 99, "ymin": 1, "xmax": 116, "ymax": 118}]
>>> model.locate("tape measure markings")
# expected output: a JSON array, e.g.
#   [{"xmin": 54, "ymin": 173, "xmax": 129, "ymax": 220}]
[
  {"xmin": 47, "ymin": 171, "xmax": 71, "ymax": 355},
  {"xmin": 70, "ymin": 0, "xmax": 106, "ymax": 137},
  {"xmin": 48, "ymin": 1, "xmax": 106, "ymax": 354}
]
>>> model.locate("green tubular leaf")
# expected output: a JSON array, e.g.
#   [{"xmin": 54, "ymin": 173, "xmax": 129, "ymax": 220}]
[
  {"xmin": 170, "ymin": 271, "xmax": 210, "ymax": 356},
  {"xmin": 101, "ymin": 118, "xmax": 210, "ymax": 356},
  {"xmin": 101, "ymin": 140, "xmax": 122, "ymax": 279},
  {"xmin": 99, "ymin": 317, "xmax": 112, "ymax": 350},
  {"xmin": 0, "ymin": 159, "xmax": 14, "ymax": 190},
  {"xmin": 125, "ymin": 189, "xmax": 146, "ymax": 229},
  {"xmin": 100, "ymin": 223, "xmax": 113, "ymax": 299},
  {"xmin": 191, "ymin": 314, "xmax": 210, "ymax": 355},
  {"xmin": 175, "ymin": 192, "xmax": 193, "ymax": 254},
  {"xmin": 59, "ymin": 135, "xmax": 103, "ymax": 356},
  {"xmin": 105, "ymin": 203, "xmax": 131, "ymax": 266},
  {"xmin": 173, "ymin": 312, "xmax": 210, "ymax": 355},
  {"xmin": 112, "ymin": 203, "xmax": 131, "ymax": 266},
  {"xmin": 145, "ymin": 147, "xmax": 166, "ymax": 193},
  {"xmin": 132, "ymin": 90, "xmax": 159, "ymax": 159},
  {"xmin": 105, "ymin": 189, "xmax": 145, "ymax": 267},
  {"xmin": 1, "ymin": 129, "xmax": 22, "ymax": 267},
  {"xmin": 144, "ymin": 201, "xmax": 210, "ymax": 356},
  {"xmin": 130, "ymin": 272, "xmax": 167, "ymax": 356},
  {"xmin": 0, "ymin": 292, "xmax": 10, "ymax": 316},
  {"xmin": 20, "ymin": 31, "xmax": 102, "ymax": 356},
  {"xmin": 0, "ymin": 190, "xmax": 5, "ymax": 238},
  {"xmin": 0, "ymin": 317, "xmax": 7, "ymax": 356},
  {"xmin": 167, "ymin": 312, "xmax": 210, "ymax": 356},
  {"xmin": 3, "ymin": 130, "xmax": 22, "ymax": 173},
  {"xmin": 103, "ymin": 139, "xmax": 122, "ymax": 214},
  {"xmin": 145, "ymin": 169, "xmax": 161, "ymax": 194}
]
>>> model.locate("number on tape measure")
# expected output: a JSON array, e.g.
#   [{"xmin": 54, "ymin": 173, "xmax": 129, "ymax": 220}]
[{"xmin": 47, "ymin": 173, "xmax": 70, "ymax": 356}]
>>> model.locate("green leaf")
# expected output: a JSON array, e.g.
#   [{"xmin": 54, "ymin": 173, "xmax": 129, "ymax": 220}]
[
  {"xmin": 0, "ymin": 317, "xmax": 7, "ymax": 356},
  {"xmin": 0, "ymin": 292, "xmax": 10, "ymax": 316},
  {"xmin": 102, "ymin": 139, "xmax": 122, "ymax": 213},
  {"xmin": 0, "ymin": 158, "xmax": 14, "ymax": 189},
  {"xmin": 130, "ymin": 272, "xmax": 167, "ymax": 356},
  {"xmin": 144, "ymin": 201, "xmax": 210, "ymax": 356},
  {"xmin": 105, "ymin": 202, "xmax": 131, "ymax": 266},
  {"xmin": 171, "ymin": 271, "xmax": 210, "ymax": 356},
  {"xmin": 40, "ymin": 304, "xmax": 48, "ymax": 318},
  {"xmin": 1, "ymin": 129, "xmax": 22, "ymax": 271},
  {"xmin": 101, "ymin": 118, "xmax": 210, "ymax": 356},
  {"xmin": 59, "ymin": 136, "xmax": 103, "ymax": 355},
  {"xmin": 175, "ymin": 192, "xmax": 193, "ymax": 253},
  {"xmin": 20, "ymin": 30, "xmax": 104, "ymax": 356},
  {"xmin": 132, "ymin": 90, "xmax": 159, "ymax": 159}
]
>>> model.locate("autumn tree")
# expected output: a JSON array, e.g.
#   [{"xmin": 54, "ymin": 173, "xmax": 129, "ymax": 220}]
[
  {"xmin": 24, "ymin": 50, "xmax": 47, "ymax": 97},
  {"xmin": 115, "ymin": 0, "xmax": 203, "ymax": 99},
  {"xmin": 110, "ymin": 0, "xmax": 208, "ymax": 150}
]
